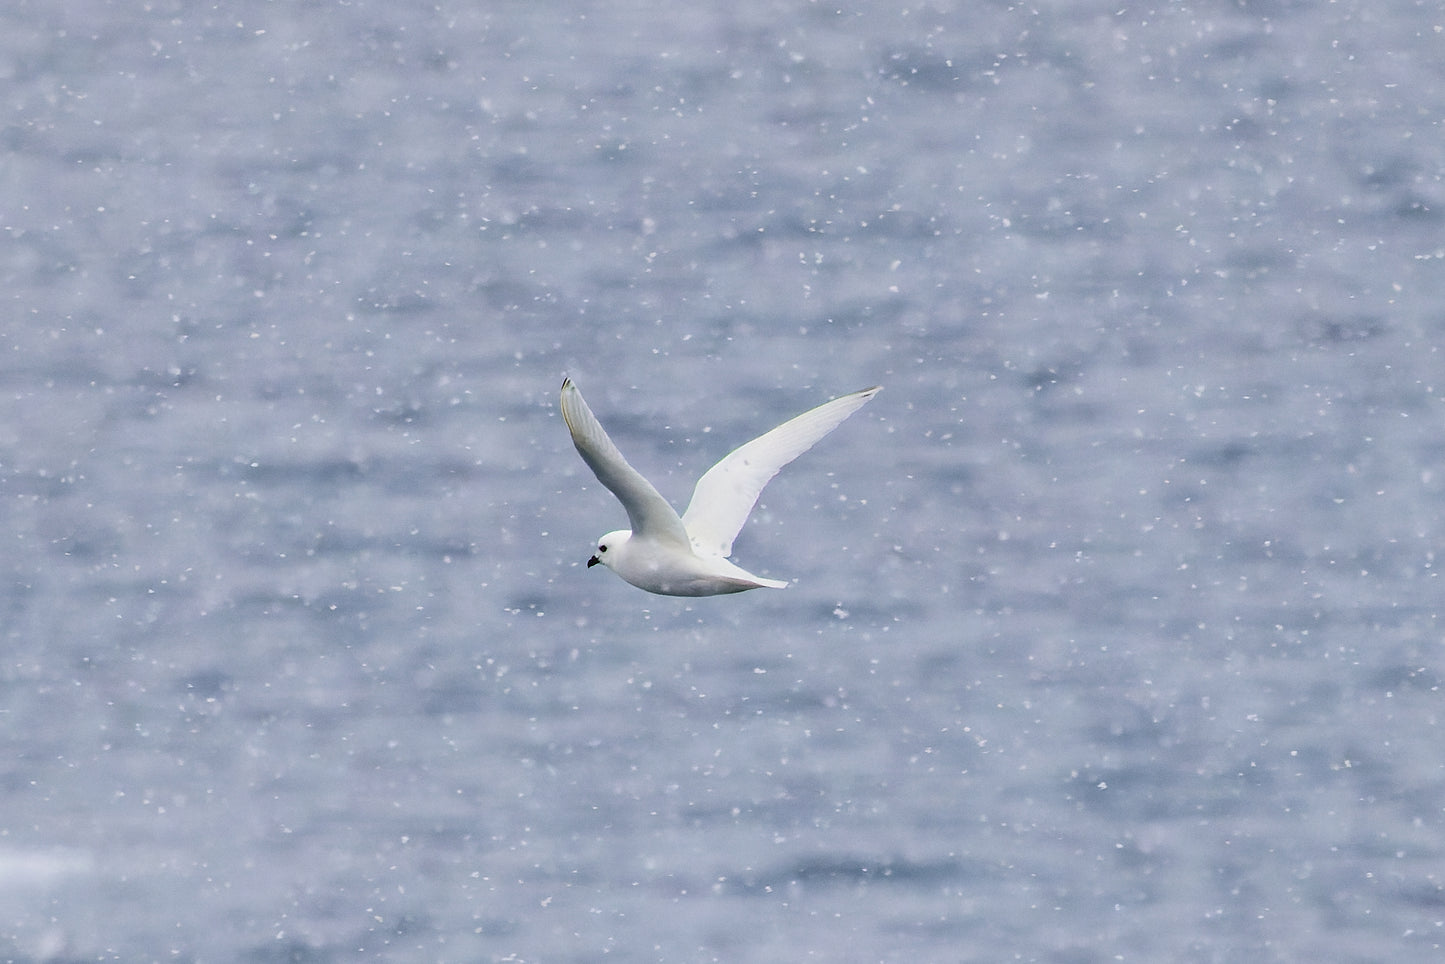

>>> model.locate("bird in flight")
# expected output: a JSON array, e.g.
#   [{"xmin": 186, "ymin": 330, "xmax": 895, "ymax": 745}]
[{"xmin": 560, "ymin": 376, "xmax": 880, "ymax": 596}]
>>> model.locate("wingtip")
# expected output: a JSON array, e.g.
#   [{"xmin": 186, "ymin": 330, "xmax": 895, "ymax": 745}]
[{"xmin": 833, "ymin": 385, "xmax": 882, "ymax": 403}]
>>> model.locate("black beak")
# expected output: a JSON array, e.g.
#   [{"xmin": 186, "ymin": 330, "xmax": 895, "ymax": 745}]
[{"xmin": 587, "ymin": 555, "xmax": 601, "ymax": 568}]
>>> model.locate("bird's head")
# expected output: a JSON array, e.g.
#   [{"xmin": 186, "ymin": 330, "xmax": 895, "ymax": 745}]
[{"xmin": 587, "ymin": 530, "xmax": 632, "ymax": 570}]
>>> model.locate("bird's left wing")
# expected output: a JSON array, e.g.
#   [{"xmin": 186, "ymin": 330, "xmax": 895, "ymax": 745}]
[
  {"xmin": 560, "ymin": 377, "xmax": 691, "ymax": 547},
  {"xmin": 682, "ymin": 385, "xmax": 880, "ymax": 558}
]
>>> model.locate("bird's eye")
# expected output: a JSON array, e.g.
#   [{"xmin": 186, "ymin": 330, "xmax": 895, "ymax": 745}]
[{"xmin": 597, "ymin": 545, "xmax": 607, "ymax": 553}]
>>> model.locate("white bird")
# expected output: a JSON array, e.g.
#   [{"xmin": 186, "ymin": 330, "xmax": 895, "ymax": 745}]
[{"xmin": 560, "ymin": 377, "xmax": 881, "ymax": 596}]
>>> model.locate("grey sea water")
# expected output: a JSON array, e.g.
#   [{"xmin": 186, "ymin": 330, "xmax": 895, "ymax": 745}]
[{"xmin": 2, "ymin": 1, "xmax": 1442, "ymax": 961}]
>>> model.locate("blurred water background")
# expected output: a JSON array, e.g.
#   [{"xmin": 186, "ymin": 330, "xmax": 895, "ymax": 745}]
[{"xmin": 2, "ymin": 1, "xmax": 1443, "ymax": 961}]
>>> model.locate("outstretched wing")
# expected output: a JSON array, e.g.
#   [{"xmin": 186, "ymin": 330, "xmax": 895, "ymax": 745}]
[
  {"xmin": 560, "ymin": 377, "xmax": 690, "ymax": 548},
  {"xmin": 682, "ymin": 385, "xmax": 880, "ymax": 558}
]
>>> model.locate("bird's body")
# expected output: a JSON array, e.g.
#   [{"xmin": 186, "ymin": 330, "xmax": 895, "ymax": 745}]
[
  {"xmin": 588, "ymin": 531, "xmax": 785, "ymax": 596},
  {"xmin": 560, "ymin": 377, "xmax": 880, "ymax": 596}
]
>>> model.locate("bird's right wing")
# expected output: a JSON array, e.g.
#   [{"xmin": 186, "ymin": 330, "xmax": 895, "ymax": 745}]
[
  {"xmin": 682, "ymin": 385, "xmax": 880, "ymax": 558},
  {"xmin": 560, "ymin": 377, "xmax": 691, "ymax": 547}
]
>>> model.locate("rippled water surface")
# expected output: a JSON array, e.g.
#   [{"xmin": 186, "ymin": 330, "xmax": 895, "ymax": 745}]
[{"xmin": 2, "ymin": 1, "xmax": 1443, "ymax": 961}]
